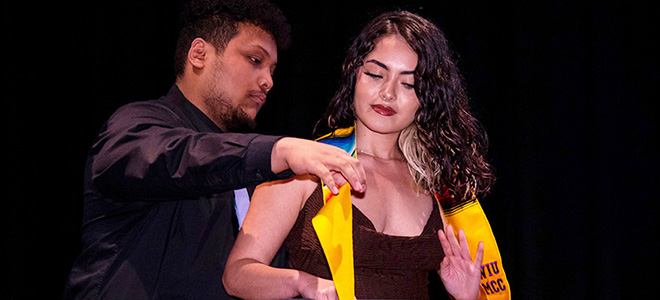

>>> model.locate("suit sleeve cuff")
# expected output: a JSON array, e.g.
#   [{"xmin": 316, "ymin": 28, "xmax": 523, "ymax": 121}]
[{"xmin": 245, "ymin": 135, "xmax": 295, "ymax": 182}]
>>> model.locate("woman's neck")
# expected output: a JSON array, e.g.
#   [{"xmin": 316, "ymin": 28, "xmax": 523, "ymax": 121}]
[{"xmin": 354, "ymin": 122, "xmax": 404, "ymax": 161}]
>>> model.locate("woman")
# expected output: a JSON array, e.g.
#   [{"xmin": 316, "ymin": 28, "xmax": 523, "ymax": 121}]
[{"xmin": 223, "ymin": 10, "xmax": 497, "ymax": 300}]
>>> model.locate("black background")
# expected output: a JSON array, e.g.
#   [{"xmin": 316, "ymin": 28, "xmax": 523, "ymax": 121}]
[{"xmin": 6, "ymin": 0, "xmax": 658, "ymax": 299}]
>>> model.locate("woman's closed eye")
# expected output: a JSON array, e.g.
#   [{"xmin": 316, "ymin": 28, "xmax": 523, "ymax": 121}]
[
  {"xmin": 364, "ymin": 72, "xmax": 383, "ymax": 79},
  {"xmin": 402, "ymin": 82, "xmax": 415, "ymax": 89}
]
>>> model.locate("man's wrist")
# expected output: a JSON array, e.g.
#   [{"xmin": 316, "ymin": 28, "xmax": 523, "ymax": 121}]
[{"xmin": 271, "ymin": 137, "xmax": 292, "ymax": 174}]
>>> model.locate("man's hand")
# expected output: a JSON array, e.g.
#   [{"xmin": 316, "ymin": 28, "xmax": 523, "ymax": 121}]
[{"xmin": 271, "ymin": 137, "xmax": 366, "ymax": 194}]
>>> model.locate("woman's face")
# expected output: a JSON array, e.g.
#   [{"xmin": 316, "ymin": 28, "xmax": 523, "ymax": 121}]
[{"xmin": 353, "ymin": 34, "xmax": 420, "ymax": 135}]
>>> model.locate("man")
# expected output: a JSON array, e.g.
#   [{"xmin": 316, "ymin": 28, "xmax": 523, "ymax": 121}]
[{"xmin": 63, "ymin": 0, "xmax": 365, "ymax": 299}]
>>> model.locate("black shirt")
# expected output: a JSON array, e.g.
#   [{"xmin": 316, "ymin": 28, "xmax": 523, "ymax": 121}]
[{"xmin": 64, "ymin": 85, "xmax": 292, "ymax": 299}]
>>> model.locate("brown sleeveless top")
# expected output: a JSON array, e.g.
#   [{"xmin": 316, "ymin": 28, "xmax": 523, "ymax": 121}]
[{"xmin": 285, "ymin": 184, "xmax": 445, "ymax": 299}]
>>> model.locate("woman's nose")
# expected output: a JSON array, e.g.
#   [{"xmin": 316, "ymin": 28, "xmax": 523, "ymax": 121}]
[{"xmin": 379, "ymin": 80, "xmax": 396, "ymax": 101}]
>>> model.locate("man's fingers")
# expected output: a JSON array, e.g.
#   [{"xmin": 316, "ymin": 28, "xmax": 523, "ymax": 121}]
[
  {"xmin": 331, "ymin": 173, "xmax": 348, "ymax": 188},
  {"xmin": 317, "ymin": 159, "xmax": 359, "ymax": 195},
  {"xmin": 315, "ymin": 142, "xmax": 366, "ymax": 192},
  {"xmin": 350, "ymin": 158, "xmax": 366, "ymax": 192},
  {"xmin": 329, "ymin": 155, "xmax": 365, "ymax": 193},
  {"xmin": 310, "ymin": 163, "xmax": 337, "ymax": 194},
  {"xmin": 321, "ymin": 173, "xmax": 339, "ymax": 194}
]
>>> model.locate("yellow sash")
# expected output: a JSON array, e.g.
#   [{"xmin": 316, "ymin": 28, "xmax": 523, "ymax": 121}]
[
  {"xmin": 313, "ymin": 127, "xmax": 510, "ymax": 299},
  {"xmin": 312, "ymin": 183, "xmax": 355, "ymax": 300},
  {"xmin": 440, "ymin": 196, "xmax": 511, "ymax": 298}
]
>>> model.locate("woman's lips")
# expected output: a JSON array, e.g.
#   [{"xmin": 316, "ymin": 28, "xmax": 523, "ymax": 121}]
[{"xmin": 371, "ymin": 104, "xmax": 396, "ymax": 116}]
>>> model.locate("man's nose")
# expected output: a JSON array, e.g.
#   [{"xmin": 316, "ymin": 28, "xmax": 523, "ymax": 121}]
[{"xmin": 259, "ymin": 72, "xmax": 273, "ymax": 93}]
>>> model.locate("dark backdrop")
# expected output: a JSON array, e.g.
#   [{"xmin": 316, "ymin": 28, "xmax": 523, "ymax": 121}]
[{"xmin": 6, "ymin": 0, "xmax": 658, "ymax": 299}]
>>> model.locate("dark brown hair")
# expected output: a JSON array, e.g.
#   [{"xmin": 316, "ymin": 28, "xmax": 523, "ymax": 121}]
[
  {"xmin": 321, "ymin": 10, "xmax": 495, "ymax": 202},
  {"xmin": 173, "ymin": 0, "xmax": 290, "ymax": 77}
]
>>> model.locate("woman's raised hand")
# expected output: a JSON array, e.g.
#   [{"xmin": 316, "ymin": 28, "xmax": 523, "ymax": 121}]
[{"xmin": 437, "ymin": 224, "xmax": 484, "ymax": 300}]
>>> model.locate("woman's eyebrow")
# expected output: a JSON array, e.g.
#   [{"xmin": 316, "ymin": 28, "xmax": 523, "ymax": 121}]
[
  {"xmin": 365, "ymin": 59, "xmax": 388, "ymax": 70},
  {"xmin": 365, "ymin": 59, "xmax": 415, "ymax": 75}
]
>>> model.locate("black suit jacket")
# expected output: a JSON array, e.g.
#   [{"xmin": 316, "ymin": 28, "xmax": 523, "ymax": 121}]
[{"xmin": 64, "ymin": 85, "xmax": 292, "ymax": 299}]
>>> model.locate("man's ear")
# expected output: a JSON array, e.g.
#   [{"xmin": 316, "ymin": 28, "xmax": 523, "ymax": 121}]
[{"xmin": 188, "ymin": 38, "xmax": 209, "ymax": 69}]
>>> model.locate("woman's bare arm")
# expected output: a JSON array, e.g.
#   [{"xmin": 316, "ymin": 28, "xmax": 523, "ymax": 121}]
[{"xmin": 223, "ymin": 175, "xmax": 338, "ymax": 299}]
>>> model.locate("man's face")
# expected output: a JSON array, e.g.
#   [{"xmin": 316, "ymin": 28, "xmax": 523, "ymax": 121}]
[{"xmin": 204, "ymin": 23, "xmax": 278, "ymax": 132}]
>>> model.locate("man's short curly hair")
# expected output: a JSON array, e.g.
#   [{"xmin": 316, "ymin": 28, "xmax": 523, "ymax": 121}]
[{"xmin": 174, "ymin": 0, "xmax": 290, "ymax": 77}]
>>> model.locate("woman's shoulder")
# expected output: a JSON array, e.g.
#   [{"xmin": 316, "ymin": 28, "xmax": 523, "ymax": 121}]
[{"xmin": 255, "ymin": 174, "xmax": 321, "ymax": 211}]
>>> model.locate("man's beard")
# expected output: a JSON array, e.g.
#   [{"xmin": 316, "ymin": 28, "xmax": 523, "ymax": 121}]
[{"xmin": 204, "ymin": 95, "xmax": 257, "ymax": 133}]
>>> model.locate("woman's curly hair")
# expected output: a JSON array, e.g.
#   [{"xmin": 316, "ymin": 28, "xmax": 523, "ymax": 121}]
[
  {"xmin": 321, "ymin": 10, "xmax": 495, "ymax": 202},
  {"xmin": 173, "ymin": 0, "xmax": 290, "ymax": 77}
]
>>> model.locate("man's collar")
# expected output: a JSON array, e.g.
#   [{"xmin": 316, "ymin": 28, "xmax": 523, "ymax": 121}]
[{"xmin": 168, "ymin": 84, "xmax": 223, "ymax": 133}]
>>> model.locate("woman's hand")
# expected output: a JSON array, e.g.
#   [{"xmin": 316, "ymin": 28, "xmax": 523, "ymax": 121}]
[
  {"xmin": 296, "ymin": 272, "xmax": 339, "ymax": 300},
  {"xmin": 437, "ymin": 224, "xmax": 484, "ymax": 300}
]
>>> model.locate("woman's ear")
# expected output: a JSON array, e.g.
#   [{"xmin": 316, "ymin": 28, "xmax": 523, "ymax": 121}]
[{"xmin": 187, "ymin": 38, "xmax": 208, "ymax": 69}]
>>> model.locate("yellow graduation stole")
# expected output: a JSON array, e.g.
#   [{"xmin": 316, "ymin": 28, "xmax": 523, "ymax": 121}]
[
  {"xmin": 313, "ymin": 127, "xmax": 356, "ymax": 300},
  {"xmin": 313, "ymin": 127, "xmax": 510, "ymax": 299},
  {"xmin": 439, "ymin": 194, "xmax": 511, "ymax": 298}
]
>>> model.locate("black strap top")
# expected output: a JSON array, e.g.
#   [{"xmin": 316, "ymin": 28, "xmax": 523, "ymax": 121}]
[{"xmin": 285, "ymin": 183, "xmax": 445, "ymax": 299}]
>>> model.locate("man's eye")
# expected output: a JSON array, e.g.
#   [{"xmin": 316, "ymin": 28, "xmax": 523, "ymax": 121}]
[
  {"xmin": 364, "ymin": 72, "xmax": 382, "ymax": 79},
  {"xmin": 249, "ymin": 56, "xmax": 261, "ymax": 64}
]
